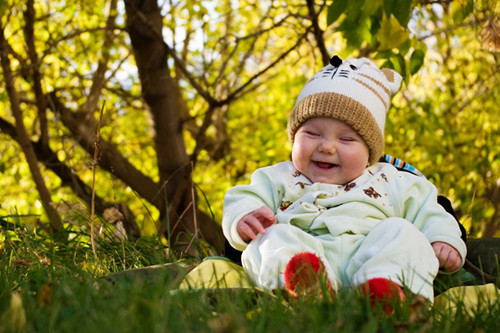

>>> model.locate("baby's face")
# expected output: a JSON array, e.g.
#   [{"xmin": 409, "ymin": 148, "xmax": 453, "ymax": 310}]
[{"xmin": 291, "ymin": 117, "xmax": 370, "ymax": 185}]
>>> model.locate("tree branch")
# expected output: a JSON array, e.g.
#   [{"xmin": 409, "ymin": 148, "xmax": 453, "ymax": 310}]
[
  {"xmin": 0, "ymin": 24, "xmax": 63, "ymax": 233},
  {"xmin": 220, "ymin": 30, "xmax": 310, "ymax": 105},
  {"xmin": 81, "ymin": 0, "xmax": 118, "ymax": 115},
  {"xmin": 47, "ymin": 92, "xmax": 165, "ymax": 213},
  {"xmin": 306, "ymin": 0, "xmax": 330, "ymax": 66},
  {"xmin": 24, "ymin": 0, "xmax": 49, "ymax": 146},
  {"xmin": 0, "ymin": 115, "xmax": 141, "ymax": 239}
]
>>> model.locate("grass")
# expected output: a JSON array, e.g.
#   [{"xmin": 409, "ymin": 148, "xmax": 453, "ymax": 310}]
[{"xmin": 1, "ymin": 225, "xmax": 500, "ymax": 332}]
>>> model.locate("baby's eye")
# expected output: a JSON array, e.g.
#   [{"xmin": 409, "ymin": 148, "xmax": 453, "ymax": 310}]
[
  {"xmin": 340, "ymin": 136, "xmax": 356, "ymax": 142},
  {"xmin": 304, "ymin": 130, "xmax": 319, "ymax": 136}
]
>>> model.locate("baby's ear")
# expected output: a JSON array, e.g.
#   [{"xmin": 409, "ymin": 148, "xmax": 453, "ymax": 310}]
[{"xmin": 381, "ymin": 68, "xmax": 403, "ymax": 94}]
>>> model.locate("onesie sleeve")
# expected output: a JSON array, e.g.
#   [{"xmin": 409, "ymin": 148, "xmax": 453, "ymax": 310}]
[
  {"xmin": 222, "ymin": 164, "xmax": 286, "ymax": 251},
  {"xmin": 394, "ymin": 171, "xmax": 467, "ymax": 271}
]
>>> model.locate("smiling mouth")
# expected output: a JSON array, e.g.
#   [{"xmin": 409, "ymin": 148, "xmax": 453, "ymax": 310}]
[{"xmin": 313, "ymin": 161, "xmax": 338, "ymax": 169}]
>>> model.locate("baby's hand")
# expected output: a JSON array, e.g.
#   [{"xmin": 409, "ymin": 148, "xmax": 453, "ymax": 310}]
[
  {"xmin": 237, "ymin": 206, "xmax": 277, "ymax": 242},
  {"xmin": 431, "ymin": 241, "xmax": 462, "ymax": 272}
]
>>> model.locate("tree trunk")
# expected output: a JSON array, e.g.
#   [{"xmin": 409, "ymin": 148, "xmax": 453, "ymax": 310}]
[{"xmin": 124, "ymin": 0, "xmax": 222, "ymax": 254}]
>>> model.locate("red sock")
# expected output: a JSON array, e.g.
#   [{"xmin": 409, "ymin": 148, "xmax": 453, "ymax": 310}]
[
  {"xmin": 361, "ymin": 278, "xmax": 405, "ymax": 315},
  {"xmin": 284, "ymin": 252, "xmax": 333, "ymax": 298}
]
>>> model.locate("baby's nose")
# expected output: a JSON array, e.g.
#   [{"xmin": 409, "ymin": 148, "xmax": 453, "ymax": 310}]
[{"xmin": 318, "ymin": 141, "xmax": 336, "ymax": 154}]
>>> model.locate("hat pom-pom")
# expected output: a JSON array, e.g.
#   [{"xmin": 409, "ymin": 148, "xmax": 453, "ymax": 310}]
[{"xmin": 329, "ymin": 55, "xmax": 342, "ymax": 67}]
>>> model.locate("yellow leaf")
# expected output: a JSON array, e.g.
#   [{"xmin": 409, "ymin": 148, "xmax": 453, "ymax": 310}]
[{"xmin": 378, "ymin": 15, "xmax": 409, "ymax": 50}]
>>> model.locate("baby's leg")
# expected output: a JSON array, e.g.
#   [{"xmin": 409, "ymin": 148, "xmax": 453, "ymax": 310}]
[
  {"xmin": 241, "ymin": 224, "xmax": 338, "ymax": 292},
  {"xmin": 346, "ymin": 218, "xmax": 439, "ymax": 302}
]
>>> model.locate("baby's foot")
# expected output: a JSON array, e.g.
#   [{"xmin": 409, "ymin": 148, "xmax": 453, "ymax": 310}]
[
  {"xmin": 360, "ymin": 277, "xmax": 405, "ymax": 315},
  {"xmin": 284, "ymin": 252, "xmax": 334, "ymax": 300}
]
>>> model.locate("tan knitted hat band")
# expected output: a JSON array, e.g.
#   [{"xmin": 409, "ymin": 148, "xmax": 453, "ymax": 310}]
[{"xmin": 288, "ymin": 92, "xmax": 384, "ymax": 165}]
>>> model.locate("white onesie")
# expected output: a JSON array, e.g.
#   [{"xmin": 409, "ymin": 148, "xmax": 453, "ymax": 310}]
[{"xmin": 223, "ymin": 162, "xmax": 467, "ymax": 302}]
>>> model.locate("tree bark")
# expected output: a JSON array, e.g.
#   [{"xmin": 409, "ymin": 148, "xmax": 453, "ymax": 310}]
[{"xmin": 124, "ymin": 0, "xmax": 223, "ymax": 253}]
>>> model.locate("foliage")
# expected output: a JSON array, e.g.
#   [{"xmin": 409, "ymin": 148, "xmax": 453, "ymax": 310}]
[
  {"xmin": 383, "ymin": 0, "xmax": 500, "ymax": 236},
  {"xmin": 0, "ymin": 0, "xmax": 498, "ymax": 254},
  {"xmin": 327, "ymin": 0, "xmax": 425, "ymax": 82}
]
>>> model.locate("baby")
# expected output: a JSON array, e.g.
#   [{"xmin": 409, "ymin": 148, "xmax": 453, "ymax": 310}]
[{"xmin": 222, "ymin": 56, "xmax": 466, "ymax": 307}]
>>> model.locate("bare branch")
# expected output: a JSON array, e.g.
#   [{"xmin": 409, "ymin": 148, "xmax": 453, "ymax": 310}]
[
  {"xmin": 0, "ymin": 24, "xmax": 63, "ymax": 233},
  {"xmin": 47, "ymin": 92, "xmax": 164, "ymax": 213},
  {"xmin": 221, "ymin": 30, "xmax": 310, "ymax": 105},
  {"xmin": 81, "ymin": 0, "xmax": 119, "ymax": 114},
  {"xmin": 24, "ymin": 0, "xmax": 49, "ymax": 146},
  {"xmin": 306, "ymin": 0, "xmax": 330, "ymax": 66}
]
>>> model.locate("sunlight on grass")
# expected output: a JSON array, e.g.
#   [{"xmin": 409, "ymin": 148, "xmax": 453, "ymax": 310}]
[{"xmin": 1, "ymin": 222, "xmax": 500, "ymax": 332}]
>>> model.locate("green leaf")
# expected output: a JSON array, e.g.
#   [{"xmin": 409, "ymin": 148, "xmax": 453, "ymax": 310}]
[
  {"xmin": 374, "ymin": 50, "xmax": 396, "ymax": 59},
  {"xmin": 369, "ymin": 15, "xmax": 381, "ymax": 38},
  {"xmin": 339, "ymin": 17, "xmax": 371, "ymax": 54},
  {"xmin": 392, "ymin": 0, "xmax": 412, "ymax": 26},
  {"xmin": 5, "ymin": 230, "xmax": 21, "ymax": 242},
  {"xmin": 346, "ymin": 0, "xmax": 366, "ymax": 14},
  {"xmin": 342, "ymin": 28, "xmax": 365, "ymax": 55},
  {"xmin": 392, "ymin": 53, "xmax": 406, "ymax": 76},
  {"xmin": 380, "ymin": 59, "xmax": 394, "ymax": 70},
  {"xmin": 398, "ymin": 37, "xmax": 412, "ymax": 56},
  {"xmin": 409, "ymin": 49, "xmax": 425, "ymax": 75},
  {"xmin": 383, "ymin": 0, "xmax": 396, "ymax": 17},
  {"xmin": 327, "ymin": 0, "xmax": 349, "ymax": 25}
]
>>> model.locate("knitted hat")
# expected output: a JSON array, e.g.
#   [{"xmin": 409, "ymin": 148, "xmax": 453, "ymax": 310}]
[{"xmin": 287, "ymin": 56, "xmax": 402, "ymax": 165}]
